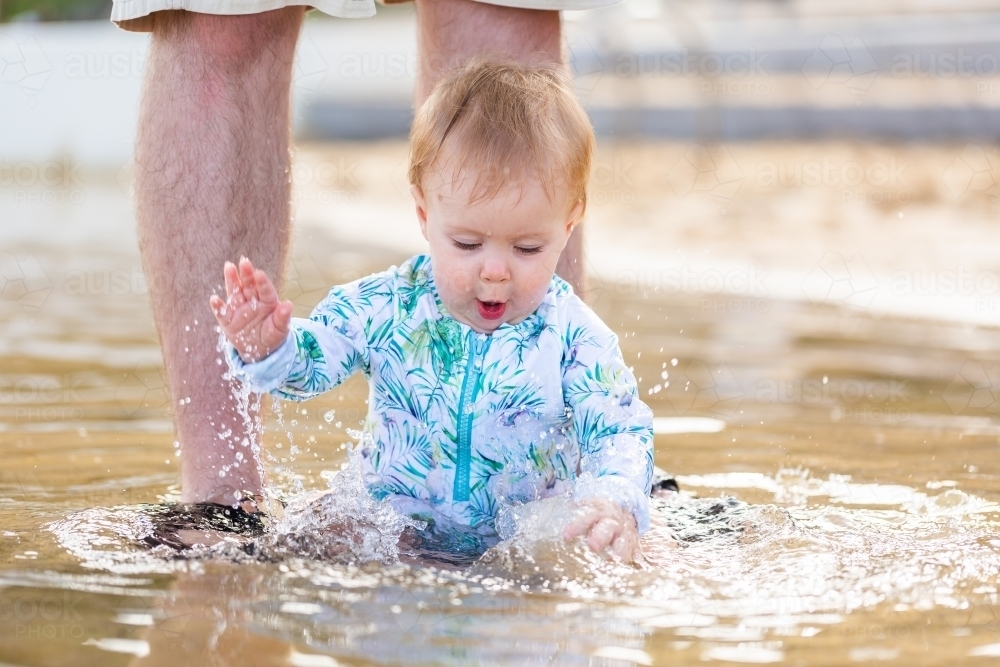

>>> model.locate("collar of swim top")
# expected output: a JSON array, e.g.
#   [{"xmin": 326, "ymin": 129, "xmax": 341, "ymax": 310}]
[{"xmin": 415, "ymin": 253, "xmax": 569, "ymax": 337}]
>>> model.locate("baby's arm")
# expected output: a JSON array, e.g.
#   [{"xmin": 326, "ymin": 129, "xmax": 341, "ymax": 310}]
[
  {"xmin": 211, "ymin": 259, "xmax": 389, "ymax": 399},
  {"xmin": 560, "ymin": 307, "xmax": 654, "ymax": 562}
]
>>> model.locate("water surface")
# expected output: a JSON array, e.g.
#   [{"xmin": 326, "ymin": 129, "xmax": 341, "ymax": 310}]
[{"xmin": 2, "ymin": 143, "xmax": 1000, "ymax": 666}]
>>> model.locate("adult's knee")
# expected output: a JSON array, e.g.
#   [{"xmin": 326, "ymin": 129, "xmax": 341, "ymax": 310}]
[{"xmin": 153, "ymin": 8, "xmax": 304, "ymax": 71}]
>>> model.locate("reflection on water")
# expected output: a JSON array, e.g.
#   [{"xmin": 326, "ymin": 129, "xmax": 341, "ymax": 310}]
[{"xmin": 3, "ymin": 143, "xmax": 1000, "ymax": 665}]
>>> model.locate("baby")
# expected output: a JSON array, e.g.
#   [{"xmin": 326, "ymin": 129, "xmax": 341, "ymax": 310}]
[{"xmin": 210, "ymin": 61, "xmax": 654, "ymax": 562}]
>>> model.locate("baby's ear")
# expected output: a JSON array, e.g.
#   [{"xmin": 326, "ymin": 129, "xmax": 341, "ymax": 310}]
[
  {"xmin": 565, "ymin": 199, "xmax": 585, "ymax": 234},
  {"xmin": 411, "ymin": 184, "xmax": 429, "ymax": 240}
]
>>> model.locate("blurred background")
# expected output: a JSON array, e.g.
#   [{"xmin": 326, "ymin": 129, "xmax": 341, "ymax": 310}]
[{"xmin": 3, "ymin": 0, "xmax": 999, "ymax": 323}]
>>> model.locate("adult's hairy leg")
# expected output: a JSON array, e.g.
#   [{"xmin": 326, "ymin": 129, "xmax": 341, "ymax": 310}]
[
  {"xmin": 414, "ymin": 0, "xmax": 587, "ymax": 296},
  {"xmin": 135, "ymin": 8, "xmax": 304, "ymax": 503}
]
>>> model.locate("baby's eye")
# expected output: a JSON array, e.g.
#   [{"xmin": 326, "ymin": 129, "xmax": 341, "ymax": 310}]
[
  {"xmin": 452, "ymin": 240, "xmax": 481, "ymax": 251},
  {"xmin": 515, "ymin": 246, "xmax": 543, "ymax": 256}
]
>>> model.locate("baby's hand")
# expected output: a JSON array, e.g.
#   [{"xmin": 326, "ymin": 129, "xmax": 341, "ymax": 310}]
[
  {"xmin": 563, "ymin": 497, "xmax": 641, "ymax": 563},
  {"xmin": 210, "ymin": 258, "xmax": 293, "ymax": 363}
]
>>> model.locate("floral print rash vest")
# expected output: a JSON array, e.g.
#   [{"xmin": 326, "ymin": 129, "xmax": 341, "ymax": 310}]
[{"xmin": 227, "ymin": 255, "xmax": 654, "ymax": 537}]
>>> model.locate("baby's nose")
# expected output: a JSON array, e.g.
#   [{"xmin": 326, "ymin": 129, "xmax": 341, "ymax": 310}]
[{"xmin": 480, "ymin": 257, "xmax": 510, "ymax": 283}]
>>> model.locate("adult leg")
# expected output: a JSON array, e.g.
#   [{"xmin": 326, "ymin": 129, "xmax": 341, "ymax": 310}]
[
  {"xmin": 413, "ymin": 0, "xmax": 587, "ymax": 296},
  {"xmin": 135, "ymin": 8, "xmax": 304, "ymax": 504}
]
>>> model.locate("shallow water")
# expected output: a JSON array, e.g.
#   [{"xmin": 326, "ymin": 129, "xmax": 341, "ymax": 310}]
[{"xmin": 3, "ymin": 142, "xmax": 1000, "ymax": 666}]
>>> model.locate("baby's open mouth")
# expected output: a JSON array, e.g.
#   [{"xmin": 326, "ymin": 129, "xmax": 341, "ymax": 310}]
[{"xmin": 476, "ymin": 300, "xmax": 507, "ymax": 320}]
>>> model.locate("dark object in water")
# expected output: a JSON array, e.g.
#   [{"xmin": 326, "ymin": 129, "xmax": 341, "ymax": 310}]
[
  {"xmin": 650, "ymin": 467, "xmax": 680, "ymax": 495},
  {"xmin": 139, "ymin": 502, "xmax": 268, "ymax": 551},
  {"xmin": 651, "ymin": 477, "xmax": 680, "ymax": 494}
]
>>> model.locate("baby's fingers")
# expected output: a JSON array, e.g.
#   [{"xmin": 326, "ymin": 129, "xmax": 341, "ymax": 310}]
[
  {"xmin": 611, "ymin": 533, "xmax": 637, "ymax": 563},
  {"xmin": 255, "ymin": 268, "xmax": 280, "ymax": 305},
  {"xmin": 223, "ymin": 261, "xmax": 247, "ymax": 310},
  {"xmin": 223, "ymin": 261, "xmax": 240, "ymax": 298},
  {"xmin": 587, "ymin": 517, "xmax": 622, "ymax": 554},
  {"xmin": 238, "ymin": 258, "xmax": 258, "ymax": 302},
  {"xmin": 272, "ymin": 300, "xmax": 293, "ymax": 332},
  {"xmin": 257, "ymin": 300, "xmax": 293, "ymax": 353},
  {"xmin": 209, "ymin": 294, "xmax": 233, "ymax": 327},
  {"xmin": 563, "ymin": 509, "xmax": 599, "ymax": 540},
  {"xmin": 267, "ymin": 301, "xmax": 293, "ymax": 338}
]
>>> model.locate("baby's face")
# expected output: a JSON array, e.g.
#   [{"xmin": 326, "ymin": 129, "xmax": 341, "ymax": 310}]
[{"xmin": 413, "ymin": 162, "xmax": 582, "ymax": 334}]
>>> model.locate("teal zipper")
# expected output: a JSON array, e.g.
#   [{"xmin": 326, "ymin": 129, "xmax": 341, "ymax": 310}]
[{"xmin": 453, "ymin": 330, "xmax": 489, "ymax": 501}]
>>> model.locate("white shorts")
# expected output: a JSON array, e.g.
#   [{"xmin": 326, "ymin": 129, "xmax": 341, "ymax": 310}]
[{"xmin": 111, "ymin": 0, "xmax": 621, "ymax": 32}]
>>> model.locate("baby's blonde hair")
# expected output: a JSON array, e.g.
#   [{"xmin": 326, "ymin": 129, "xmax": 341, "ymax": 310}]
[{"xmin": 408, "ymin": 59, "xmax": 595, "ymax": 214}]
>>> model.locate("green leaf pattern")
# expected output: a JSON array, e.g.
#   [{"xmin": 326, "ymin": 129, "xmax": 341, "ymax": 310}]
[{"xmin": 233, "ymin": 255, "xmax": 653, "ymax": 533}]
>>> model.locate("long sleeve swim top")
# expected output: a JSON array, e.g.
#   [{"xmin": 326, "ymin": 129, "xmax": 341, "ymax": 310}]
[{"xmin": 227, "ymin": 254, "xmax": 654, "ymax": 535}]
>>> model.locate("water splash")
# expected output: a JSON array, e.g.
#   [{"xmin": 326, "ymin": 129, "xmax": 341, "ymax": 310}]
[
  {"xmin": 46, "ymin": 463, "xmax": 1000, "ymax": 638},
  {"xmin": 263, "ymin": 450, "xmax": 424, "ymax": 564},
  {"xmin": 474, "ymin": 496, "xmax": 640, "ymax": 595},
  {"xmin": 266, "ymin": 396, "xmax": 305, "ymax": 501},
  {"xmin": 46, "ymin": 448, "xmax": 422, "ymax": 571},
  {"xmin": 636, "ymin": 469, "xmax": 1000, "ymax": 624},
  {"xmin": 215, "ymin": 327, "xmax": 267, "ymax": 505}
]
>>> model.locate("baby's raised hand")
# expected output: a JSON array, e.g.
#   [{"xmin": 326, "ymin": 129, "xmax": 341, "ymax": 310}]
[
  {"xmin": 210, "ymin": 258, "xmax": 293, "ymax": 363},
  {"xmin": 563, "ymin": 497, "xmax": 642, "ymax": 563}
]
